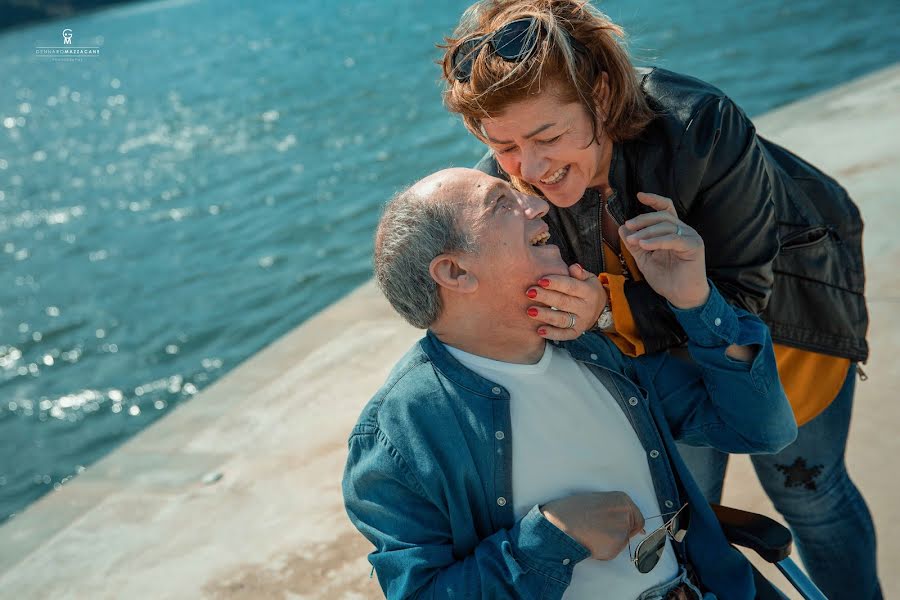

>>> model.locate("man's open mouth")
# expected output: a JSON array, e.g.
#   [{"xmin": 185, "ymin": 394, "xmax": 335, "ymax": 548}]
[{"xmin": 529, "ymin": 231, "xmax": 551, "ymax": 246}]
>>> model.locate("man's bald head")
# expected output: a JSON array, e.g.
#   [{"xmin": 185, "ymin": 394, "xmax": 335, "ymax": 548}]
[
  {"xmin": 374, "ymin": 168, "xmax": 482, "ymax": 329},
  {"xmin": 405, "ymin": 167, "xmax": 474, "ymax": 201}
]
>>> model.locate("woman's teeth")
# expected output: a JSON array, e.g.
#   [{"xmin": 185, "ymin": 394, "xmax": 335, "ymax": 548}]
[{"xmin": 540, "ymin": 165, "xmax": 569, "ymax": 185}]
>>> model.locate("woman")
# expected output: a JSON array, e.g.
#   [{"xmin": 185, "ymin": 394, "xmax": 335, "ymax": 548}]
[{"xmin": 438, "ymin": 2, "xmax": 879, "ymax": 599}]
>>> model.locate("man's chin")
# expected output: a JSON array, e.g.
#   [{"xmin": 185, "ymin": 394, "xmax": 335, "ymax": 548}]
[{"xmin": 533, "ymin": 244, "xmax": 569, "ymax": 275}]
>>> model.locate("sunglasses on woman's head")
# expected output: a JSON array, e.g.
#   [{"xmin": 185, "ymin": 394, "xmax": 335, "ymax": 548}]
[
  {"xmin": 450, "ymin": 18, "xmax": 541, "ymax": 83},
  {"xmin": 629, "ymin": 503, "xmax": 690, "ymax": 573}
]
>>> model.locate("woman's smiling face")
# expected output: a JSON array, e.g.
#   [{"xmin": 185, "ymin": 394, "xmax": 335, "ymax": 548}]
[{"xmin": 481, "ymin": 88, "xmax": 612, "ymax": 208}]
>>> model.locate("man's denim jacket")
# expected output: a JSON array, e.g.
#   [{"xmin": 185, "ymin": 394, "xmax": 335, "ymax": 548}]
[{"xmin": 343, "ymin": 285, "xmax": 797, "ymax": 600}]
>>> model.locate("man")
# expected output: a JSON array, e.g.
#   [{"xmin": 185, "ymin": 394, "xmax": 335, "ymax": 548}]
[{"xmin": 343, "ymin": 168, "xmax": 796, "ymax": 600}]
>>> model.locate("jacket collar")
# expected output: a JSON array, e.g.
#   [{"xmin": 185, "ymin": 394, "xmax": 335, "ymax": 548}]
[
  {"xmin": 419, "ymin": 330, "xmax": 625, "ymax": 399},
  {"xmin": 606, "ymin": 142, "xmax": 629, "ymax": 224},
  {"xmin": 420, "ymin": 330, "xmax": 514, "ymax": 399},
  {"xmin": 563, "ymin": 333, "xmax": 623, "ymax": 367}
]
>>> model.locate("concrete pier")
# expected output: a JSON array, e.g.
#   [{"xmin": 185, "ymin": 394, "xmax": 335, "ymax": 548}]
[{"xmin": 1, "ymin": 64, "xmax": 898, "ymax": 599}]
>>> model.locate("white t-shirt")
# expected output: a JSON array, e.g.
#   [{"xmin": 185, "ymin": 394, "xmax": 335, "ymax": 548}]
[{"xmin": 445, "ymin": 342, "xmax": 679, "ymax": 600}]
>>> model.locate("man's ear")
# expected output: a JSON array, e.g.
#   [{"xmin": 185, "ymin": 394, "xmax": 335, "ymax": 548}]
[{"xmin": 430, "ymin": 253, "xmax": 478, "ymax": 294}]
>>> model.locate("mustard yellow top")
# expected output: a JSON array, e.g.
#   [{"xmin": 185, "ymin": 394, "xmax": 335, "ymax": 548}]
[{"xmin": 599, "ymin": 243, "xmax": 848, "ymax": 426}]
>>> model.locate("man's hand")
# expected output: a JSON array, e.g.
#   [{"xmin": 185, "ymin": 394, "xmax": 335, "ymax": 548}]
[
  {"xmin": 540, "ymin": 491, "xmax": 645, "ymax": 560},
  {"xmin": 619, "ymin": 193, "xmax": 709, "ymax": 310}
]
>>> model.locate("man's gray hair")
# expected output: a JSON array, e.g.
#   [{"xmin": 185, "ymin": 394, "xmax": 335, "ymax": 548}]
[{"xmin": 374, "ymin": 185, "xmax": 475, "ymax": 329}]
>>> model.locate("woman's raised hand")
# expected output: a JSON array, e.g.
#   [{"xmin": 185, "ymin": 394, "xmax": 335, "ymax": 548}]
[
  {"xmin": 527, "ymin": 263, "xmax": 607, "ymax": 341},
  {"xmin": 619, "ymin": 192, "xmax": 709, "ymax": 309}
]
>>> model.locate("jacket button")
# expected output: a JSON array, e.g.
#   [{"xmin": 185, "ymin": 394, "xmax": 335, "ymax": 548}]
[
  {"xmin": 665, "ymin": 500, "xmax": 674, "ymax": 508},
  {"xmin": 562, "ymin": 558, "xmax": 571, "ymax": 565},
  {"xmin": 497, "ymin": 497, "xmax": 507, "ymax": 506},
  {"xmin": 590, "ymin": 353, "xmax": 598, "ymax": 360},
  {"xmin": 492, "ymin": 386, "xmax": 502, "ymax": 395},
  {"xmin": 495, "ymin": 431, "xmax": 505, "ymax": 440},
  {"xmin": 714, "ymin": 317, "xmax": 722, "ymax": 327},
  {"xmin": 628, "ymin": 397, "xmax": 639, "ymax": 406},
  {"xmin": 649, "ymin": 450, "xmax": 660, "ymax": 458}
]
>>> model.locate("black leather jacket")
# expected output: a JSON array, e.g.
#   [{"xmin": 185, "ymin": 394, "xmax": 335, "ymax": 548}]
[{"xmin": 477, "ymin": 67, "xmax": 868, "ymax": 362}]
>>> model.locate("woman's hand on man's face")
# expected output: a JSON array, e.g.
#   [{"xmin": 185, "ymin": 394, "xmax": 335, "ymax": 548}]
[{"xmin": 527, "ymin": 263, "xmax": 607, "ymax": 341}]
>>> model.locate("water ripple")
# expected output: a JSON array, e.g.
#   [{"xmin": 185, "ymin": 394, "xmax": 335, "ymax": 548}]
[{"xmin": 0, "ymin": 0, "xmax": 898, "ymax": 525}]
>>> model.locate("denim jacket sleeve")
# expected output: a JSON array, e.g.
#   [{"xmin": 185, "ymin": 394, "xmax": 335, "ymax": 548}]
[
  {"xmin": 343, "ymin": 426, "xmax": 590, "ymax": 599},
  {"xmin": 637, "ymin": 282, "xmax": 797, "ymax": 454}
]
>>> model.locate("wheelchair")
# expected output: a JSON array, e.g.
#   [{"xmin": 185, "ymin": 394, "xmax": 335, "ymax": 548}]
[{"xmin": 713, "ymin": 504, "xmax": 826, "ymax": 600}]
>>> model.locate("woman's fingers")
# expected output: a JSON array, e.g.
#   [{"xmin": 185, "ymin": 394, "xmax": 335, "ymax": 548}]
[
  {"xmin": 623, "ymin": 221, "xmax": 679, "ymax": 242},
  {"xmin": 624, "ymin": 210, "xmax": 677, "ymax": 232},
  {"xmin": 528, "ymin": 287, "xmax": 578, "ymax": 311},
  {"xmin": 568, "ymin": 262, "xmax": 593, "ymax": 281},
  {"xmin": 636, "ymin": 233, "xmax": 702, "ymax": 252},
  {"xmin": 529, "ymin": 304, "xmax": 582, "ymax": 342},
  {"xmin": 621, "ymin": 217, "xmax": 700, "ymax": 253},
  {"xmin": 529, "ymin": 267, "xmax": 605, "ymax": 340},
  {"xmin": 636, "ymin": 192, "xmax": 677, "ymax": 216},
  {"xmin": 532, "ymin": 269, "xmax": 605, "ymax": 314},
  {"xmin": 535, "ymin": 274, "xmax": 592, "ymax": 298},
  {"xmin": 619, "ymin": 224, "xmax": 640, "ymax": 250},
  {"xmin": 527, "ymin": 305, "xmax": 579, "ymax": 329},
  {"xmin": 535, "ymin": 323, "xmax": 582, "ymax": 342}
]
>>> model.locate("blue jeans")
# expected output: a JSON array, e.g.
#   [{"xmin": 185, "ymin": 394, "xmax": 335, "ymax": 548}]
[
  {"xmin": 677, "ymin": 364, "xmax": 882, "ymax": 600},
  {"xmin": 635, "ymin": 565, "xmax": 709, "ymax": 600}
]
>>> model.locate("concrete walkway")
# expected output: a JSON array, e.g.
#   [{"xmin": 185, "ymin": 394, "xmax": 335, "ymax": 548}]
[{"xmin": 1, "ymin": 65, "xmax": 897, "ymax": 599}]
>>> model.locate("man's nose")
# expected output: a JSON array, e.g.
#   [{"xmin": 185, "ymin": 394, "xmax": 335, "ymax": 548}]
[{"xmin": 521, "ymin": 193, "xmax": 549, "ymax": 219}]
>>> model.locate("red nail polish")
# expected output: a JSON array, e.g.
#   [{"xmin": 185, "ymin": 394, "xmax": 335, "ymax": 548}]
[
  {"xmin": 526, "ymin": 288, "xmax": 537, "ymax": 298},
  {"xmin": 538, "ymin": 278, "xmax": 551, "ymax": 288},
  {"xmin": 538, "ymin": 328, "xmax": 547, "ymax": 336},
  {"xmin": 527, "ymin": 307, "xmax": 539, "ymax": 317}
]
